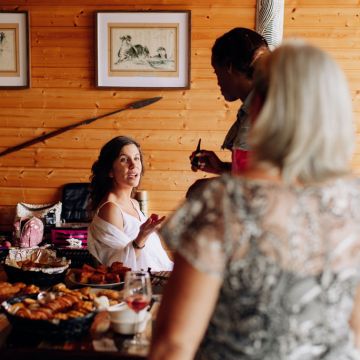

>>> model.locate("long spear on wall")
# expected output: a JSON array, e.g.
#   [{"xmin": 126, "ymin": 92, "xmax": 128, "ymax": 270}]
[{"xmin": 0, "ymin": 96, "xmax": 162, "ymax": 158}]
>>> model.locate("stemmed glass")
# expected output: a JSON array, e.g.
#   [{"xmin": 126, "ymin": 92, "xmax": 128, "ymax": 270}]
[{"xmin": 123, "ymin": 270, "xmax": 152, "ymax": 350}]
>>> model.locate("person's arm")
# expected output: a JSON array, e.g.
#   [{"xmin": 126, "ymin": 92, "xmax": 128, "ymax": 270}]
[
  {"xmin": 133, "ymin": 214, "xmax": 165, "ymax": 249},
  {"xmin": 350, "ymin": 285, "xmax": 360, "ymax": 348},
  {"xmin": 149, "ymin": 253, "xmax": 222, "ymax": 360},
  {"xmin": 190, "ymin": 150, "xmax": 231, "ymax": 174}
]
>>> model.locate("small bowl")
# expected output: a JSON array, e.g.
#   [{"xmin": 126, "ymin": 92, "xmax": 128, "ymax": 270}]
[
  {"xmin": 111, "ymin": 312, "xmax": 151, "ymax": 335},
  {"xmin": 108, "ymin": 303, "xmax": 147, "ymax": 323}
]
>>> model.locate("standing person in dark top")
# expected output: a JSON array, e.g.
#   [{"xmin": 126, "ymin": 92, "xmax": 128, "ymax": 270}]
[{"xmin": 187, "ymin": 28, "xmax": 269, "ymax": 197}]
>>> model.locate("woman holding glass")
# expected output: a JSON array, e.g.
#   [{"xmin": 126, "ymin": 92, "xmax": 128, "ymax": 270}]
[
  {"xmin": 150, "ymin": 41, "xmax": 360, "ymax": 359},
  {"xmin": 87, "ymin": 136, "xmax": 173, "ymax": 271}
]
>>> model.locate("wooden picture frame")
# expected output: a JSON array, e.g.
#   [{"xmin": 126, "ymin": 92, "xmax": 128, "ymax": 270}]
[
  {"xmin": 0, "ymin": 11, "xmax": 30, "ymax": 89},
  {"xmin": 95, "ymin": 11, "xmax": 191, "ymax": 89}
]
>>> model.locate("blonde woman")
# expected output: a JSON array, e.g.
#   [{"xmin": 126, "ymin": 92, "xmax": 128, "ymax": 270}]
[{"xmin": 149, "ymin": 41, "xmax": 360, "ymax": 359}]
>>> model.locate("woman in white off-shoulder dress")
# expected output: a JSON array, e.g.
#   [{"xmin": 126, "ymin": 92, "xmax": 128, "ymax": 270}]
[{"xmin": 87, "ymin": 136, "xmax": 173, "ymax": 272}]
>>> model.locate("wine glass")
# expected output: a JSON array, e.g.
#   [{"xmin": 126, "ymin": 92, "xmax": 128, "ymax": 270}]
[{"xmin": 123, "ymin": 270, "xmax": 152, "ymax": 350}]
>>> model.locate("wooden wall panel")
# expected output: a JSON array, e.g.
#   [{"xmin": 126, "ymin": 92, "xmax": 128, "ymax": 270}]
[
  {"xmin": 283, "ymin": 2, "xmax": 360, "ymax": 184},
  {"xmin": 0, "ymin": 0, "xmax": 360, "ymax": 233}
]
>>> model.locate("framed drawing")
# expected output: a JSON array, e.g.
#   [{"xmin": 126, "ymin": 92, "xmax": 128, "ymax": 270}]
[
  {"xmin": 95, "ymin": 11, "xmax": 191, "ymax": 89},
  {"xmin": 0, "ymin": 11, "xmax": 30, "ymax": 89}
]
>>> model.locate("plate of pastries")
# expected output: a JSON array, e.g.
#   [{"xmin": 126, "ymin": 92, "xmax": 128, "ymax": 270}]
[
  {"xmin": 0, "ymin": 281, "xmax": 40, "ymax": 303},
  {"xmin": 1, "ymin": 283, "xmax": 123, "ymax": 339},
  {"xmin": 67, "ymin": 262, "xmax": 131, "ymax": 288}
]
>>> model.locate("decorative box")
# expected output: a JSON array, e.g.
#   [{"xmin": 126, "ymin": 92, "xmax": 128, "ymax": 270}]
[{"xmin": 51, "ymin": 227, "xmax": 88, "ymax": 248}]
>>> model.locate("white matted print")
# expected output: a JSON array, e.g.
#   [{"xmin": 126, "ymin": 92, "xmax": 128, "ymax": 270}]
[
  {"xmin": 96, "ymin": 11, "xmax": 190, "ymax": 89},
  {"xmin": 0, "ymin": 24, "xmax": 19, "ymax": 74},
  {"xmin": 0, "ymin": 11, "xmax": 30, "ymax": 88}
]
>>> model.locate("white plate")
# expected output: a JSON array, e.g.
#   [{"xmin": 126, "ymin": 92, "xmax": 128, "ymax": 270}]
[{"xmin": 66, "ymin": 272, "xmax": 124, "ymax": 289}]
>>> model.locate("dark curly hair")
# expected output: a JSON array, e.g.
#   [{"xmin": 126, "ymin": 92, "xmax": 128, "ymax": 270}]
[
  {"xmin": 212, "ymin": 27, "xmax": 269, "ymax": 79},
  {"xmin": 89, "ymin": 136, "xmax": 143, "ymax": 210}
]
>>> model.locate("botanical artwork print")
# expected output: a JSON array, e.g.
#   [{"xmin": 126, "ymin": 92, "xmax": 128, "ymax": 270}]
[
  {"xmin": 109, "ymin": 23, "xmax": 178, "ymax": 77},
  {"xmin": 0, "ymin": 24, "xmax": 18, "ymax": 75}
]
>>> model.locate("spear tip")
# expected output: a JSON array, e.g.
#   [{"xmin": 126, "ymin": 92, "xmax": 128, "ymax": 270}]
[{"xmin": 128, "ymin": 96, "xmax": 162, "ymax": 109}]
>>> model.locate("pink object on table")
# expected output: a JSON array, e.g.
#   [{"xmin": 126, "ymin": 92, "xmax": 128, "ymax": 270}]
[
  {"xmin": 19, "ymin": 217, "xmax": 44, "ymax": 248},
  {"xmin": 51, "ymin": 228, "xmax": 88, "ymax": 248}
]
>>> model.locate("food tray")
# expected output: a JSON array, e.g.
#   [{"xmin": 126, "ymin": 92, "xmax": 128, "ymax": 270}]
[
  {"xmin": 1, "ymin": 294, "xmax": 95, "ymax": 340},
  {"xmin": 66, "ymin": 271, "xmax": 124, "ymax": 289},
  {"xmin": 4, "ymin": 248, "xmax": 70, "ymax": 287},
  {"xmin": 4, "ymin": 264, "xmax": 67, "ymax": 287}
]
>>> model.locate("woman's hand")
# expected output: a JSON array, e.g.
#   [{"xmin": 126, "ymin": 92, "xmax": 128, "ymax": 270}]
[
  {"xmin": 189, "ymin": 150, "xmax": 228, "ymax": 174},
  {"xmin": 134, "ymin": 213, "xmax": 166, "ymax": 247}
]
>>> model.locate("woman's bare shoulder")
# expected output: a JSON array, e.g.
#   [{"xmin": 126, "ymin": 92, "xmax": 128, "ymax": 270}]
[{"xmin": 97, "ymin": 201, "xmax": 124, "ymax": 229}]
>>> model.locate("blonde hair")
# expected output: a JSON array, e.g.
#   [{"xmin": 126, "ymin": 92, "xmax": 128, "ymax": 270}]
[{"xmin": 249, "ymin": 40, "xmax": 354, "ymax": 184}]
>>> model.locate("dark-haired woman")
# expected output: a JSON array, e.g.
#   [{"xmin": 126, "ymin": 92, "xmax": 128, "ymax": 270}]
[
  {"xmin": 190, "ymin": 27, "xmax": 269, "ymax": 176},
  {"xmin": 87, "ymin": 136, "xmax": 173, "ymax": 271}
]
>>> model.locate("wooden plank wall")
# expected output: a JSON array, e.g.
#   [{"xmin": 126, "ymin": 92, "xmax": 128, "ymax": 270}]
[{"xmin": 0, "ymin": 0, "xmax": 360, "ymax": 232}]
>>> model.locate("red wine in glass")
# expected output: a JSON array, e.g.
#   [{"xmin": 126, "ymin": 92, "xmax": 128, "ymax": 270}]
[
  {"xmin": 126, "ymin": 294, "xmax": 150, "ymax": 313},
  {"xmin": 123, "ymin": 271, "xmax": 152, "ymax": 351}
]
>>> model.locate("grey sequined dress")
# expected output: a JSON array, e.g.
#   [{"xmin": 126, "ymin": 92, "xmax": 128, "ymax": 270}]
[{"xmin": 160, "ymin": 175, "xmax": 360, "ymax": 360}]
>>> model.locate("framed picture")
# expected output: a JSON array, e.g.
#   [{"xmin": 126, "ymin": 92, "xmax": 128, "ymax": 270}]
[
  {"xmin": 95, "ymin": 11, "xmax": 191, "ymax": 89},
  {"xmin": 0, "ymin": 11, "xmax": 30, "ymax": 89}
]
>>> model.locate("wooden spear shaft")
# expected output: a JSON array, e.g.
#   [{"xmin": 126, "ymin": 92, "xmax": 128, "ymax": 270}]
[{"xmin": 0, "ymin": 96, "xmax": 162, "ymax": 158}]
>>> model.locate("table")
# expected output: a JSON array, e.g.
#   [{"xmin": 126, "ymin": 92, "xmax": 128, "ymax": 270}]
[
  {"xmin": 0, "ymin": 300, "xmax": 160, "ymax": 360},
  {"xmin": 0, "ymin": 266, "xmax": 167, "ymax": 359}
]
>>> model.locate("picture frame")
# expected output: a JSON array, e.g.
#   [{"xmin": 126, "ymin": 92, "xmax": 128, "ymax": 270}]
[
  {"xmin": 95, "ymin": 11, "xmax": 191, "ymax": 89},
  {"xmin": 0, "ymin": 11, "xmax": 30, "ymax": 89}
]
